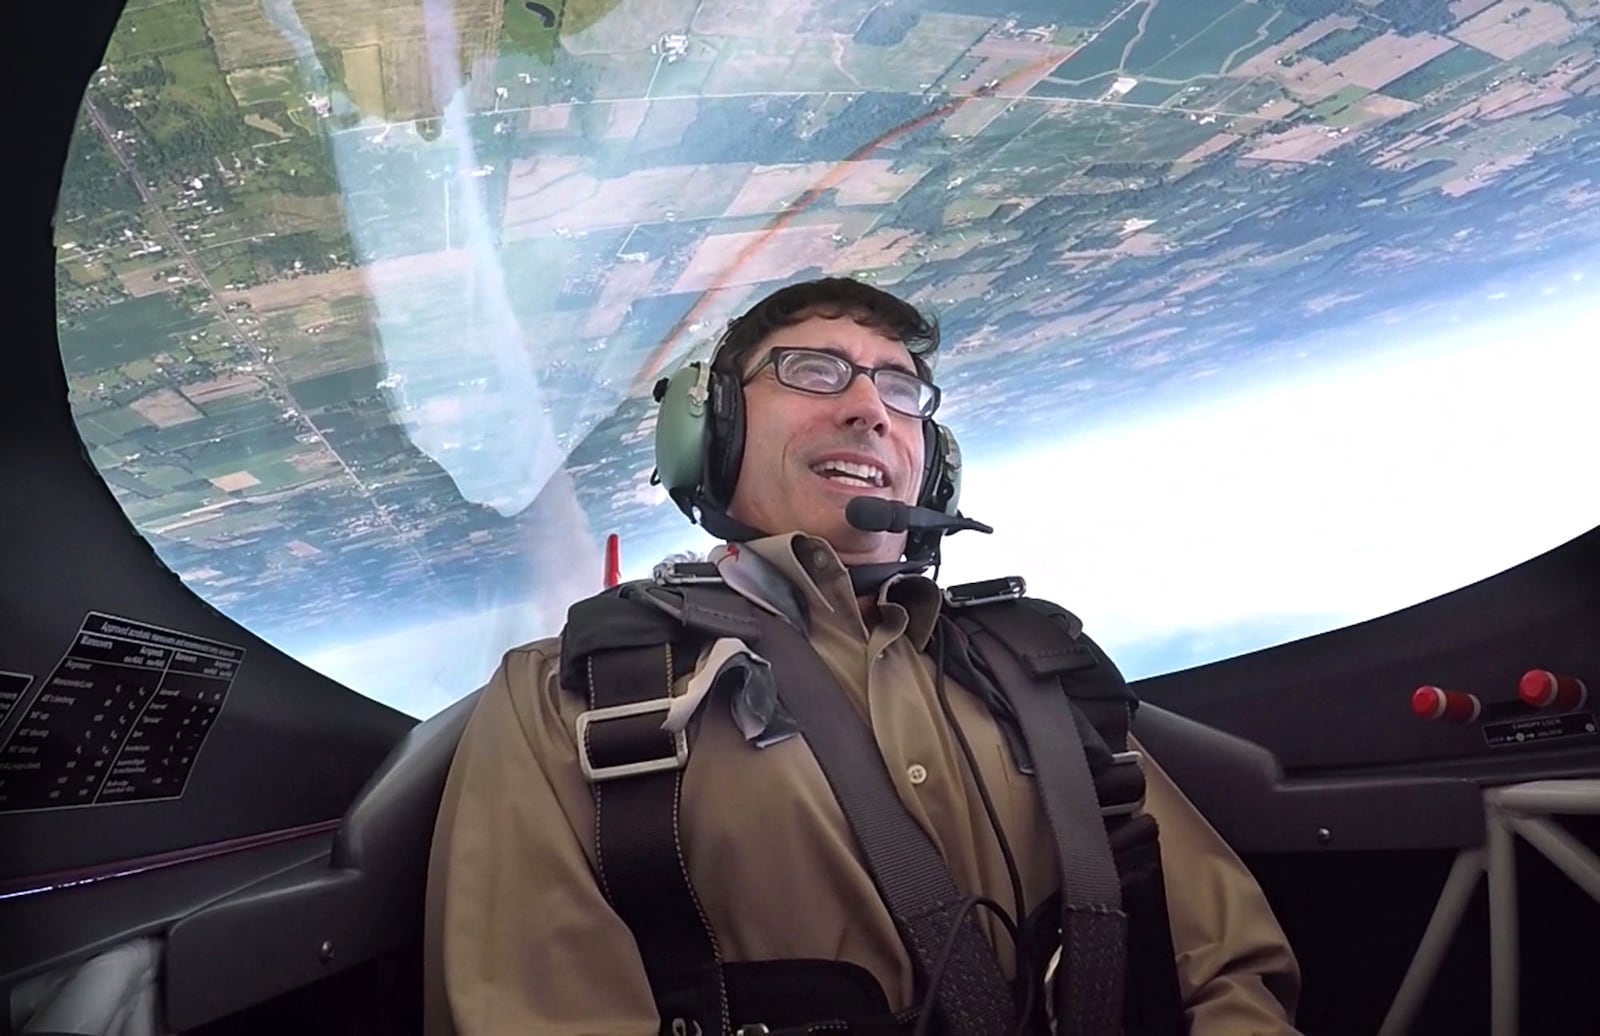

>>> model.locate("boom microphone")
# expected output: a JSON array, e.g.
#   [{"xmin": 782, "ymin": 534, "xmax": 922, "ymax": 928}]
[{"xmin": 845, "ymin": 496, "xmax": 994, "ymax": 535}]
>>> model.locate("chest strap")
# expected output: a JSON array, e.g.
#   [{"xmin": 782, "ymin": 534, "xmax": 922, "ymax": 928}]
[
  {"xmin": 736, "ymin": 600, "xmax": 1018, "ymax": 1036},
  {"xmin": 581, "ymin": 642, "xmax": 730, "ymax": 1035}
]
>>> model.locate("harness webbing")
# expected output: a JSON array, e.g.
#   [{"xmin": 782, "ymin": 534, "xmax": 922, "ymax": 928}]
[
  {"xmin": 584, "ymin": 645, "xmax": 729, "ymax": 1035},
  {"xmin": 566, "ymin": 574, "xmax": 1180, "ymax": 1035},
  {"xmin": 735, "ymin": 601, "xmax": 1019, "ymax": 1036},
  {"xmin": 957, "ymin": 611, "xmax": 1128, "ymax": 1036}
]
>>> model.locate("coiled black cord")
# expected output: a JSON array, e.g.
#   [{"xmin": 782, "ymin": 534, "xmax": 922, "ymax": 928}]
[{"xmin": 910, "ymin": 894, "xmax": 1022, "ymax": 1036}]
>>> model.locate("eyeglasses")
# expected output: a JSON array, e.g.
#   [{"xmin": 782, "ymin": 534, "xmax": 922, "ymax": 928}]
[{"xmin": 743, "ymin": 347, "xmax": 941, "ymax": 419}]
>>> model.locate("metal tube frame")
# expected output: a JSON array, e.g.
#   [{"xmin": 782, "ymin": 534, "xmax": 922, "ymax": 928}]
[{"xmin": 1376, "ymin": 780, "xmax": 1600, "ymax": 1036}]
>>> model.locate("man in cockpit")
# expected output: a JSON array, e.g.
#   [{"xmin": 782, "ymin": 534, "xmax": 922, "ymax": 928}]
[{"xmin": 425, "ymin": 277, "xmax": 1301, "ymax": 1035}]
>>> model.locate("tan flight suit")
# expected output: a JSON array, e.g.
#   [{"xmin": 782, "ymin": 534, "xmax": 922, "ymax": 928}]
[{"xmin": 425, "ymin": 533, "xmax": 1301, "ymax": 1035}]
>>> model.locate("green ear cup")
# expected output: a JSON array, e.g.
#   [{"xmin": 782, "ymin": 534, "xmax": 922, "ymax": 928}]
[
  {"xmin": 653, "ymin": 362, "xmax": 713, "ymax": 508},
  {"xmin": 930, "ymin": 423, "xmax": 962, "ymax": 517}
]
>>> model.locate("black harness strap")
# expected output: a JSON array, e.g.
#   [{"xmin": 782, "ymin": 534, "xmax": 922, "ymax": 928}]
[
  {"xmin": 582, "ymin": 644, "xmax": 729, "ymax": 1036},
  {"xmin": 953, "ymin": 603, "xmax": 1128, "ymax": 1036},
  {"xmin": 731, "ymin": 599, "xmax": 1018, "ymax": 1036}
]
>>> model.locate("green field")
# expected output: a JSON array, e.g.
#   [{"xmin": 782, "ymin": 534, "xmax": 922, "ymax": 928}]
[
  {"xmin": 179, "ymin": 428, "xmax": 306, "ymax": 481},
  {"xmin": 1220, "ymin": 10, "xmax": 1308, "ymax": 73},
  {"xmin": 77, "ymin": 405, "xmax": 154, "ymax": 446},
  {"xmin": 105, "ymin": 0, "xmax": 210, "ymax": 62},
  {"xmin": 1310, "ymin": 85, "xmax": 1371, "ymax": 120},
  {"xmin": 1145, "ymin": 2, "xmax": 1281, "ymax": 81},
  {"xmin": 289, "ymin": 365, "xmax": 384, "ymax": 410},
  {"xmin": 193, "ymin": 398, "xmax": 283, "ymax": 429},
  {"xmin": 503, "ymin": 0, "xmax": 564, "ymax": 62},
  {"xmin": 1127, "ymin": 0, "xmax": 1244, "ymax": 72},
  {"xmin": 61, "ymin": 296, "xmax": 210, "ymax": 376},
  {"xmin": 1381, "ymin": 44, "xmax": 1499, "ymax": 102},
  {"xmin": 1029, "ymin": 75, "xmax": 1118, "ymax": 100},
  {"xmin": 1050, "ymin": 2, "xmax": 1147, "ymax": 82},
  {"xmin": 1115, "ymin": 108, "xmax": 1228, "ymax": 162},
  {"xmin": 226, "ymin": 64, "xmax": 304, "ymax": 108},
  {"xmin": 161, "ymin": 46, "xmax": 233, "ymax": 108},
  {"xmin": 235, "ymin": 458, "xmax": 319, "ymax": 495},
  {"xmin": 584, "ymin": 53, "xmax": 658, "ymax": 101},
  {"xmin": 1123, "ymin": 80, "xmax": 1180, "ymax": 105},
  {"xmin": 125, "ymin": 486, "xmax": 219, "ymax": 526},
  {"xmin": 138, "ymin": 463, "xmax": 206, "ymax": 491},
  {"xmin": 1022, "ymin": 107, "xmax": 1145, "ymax": 162},
  {"xmin": 649, "ymin": 53, "xmax": 717, "ymax": 97},
  {"xmin": 844, "ymin": 14, "xmax": 992, "ymax": 91},
  {"xmin": 788, "ymin": 36, "xmax": 872, "ymax": 94}
]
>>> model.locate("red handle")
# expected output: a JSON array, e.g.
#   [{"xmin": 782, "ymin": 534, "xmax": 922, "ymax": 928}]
[
  {"xmin": 1518, "ymin": 670, "xmax": 1588, "ymax": 711},
  {"xmin": 1411, "ymin": 685, "xmax": 1481, "ymax": 723},
  {"xmin": 604, "ymin": 534, "xmax": 621, "ymax": 589}
]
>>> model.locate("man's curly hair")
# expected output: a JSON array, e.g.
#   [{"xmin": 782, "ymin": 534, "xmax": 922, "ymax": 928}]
[{"xmin": 710, "ymin": 277, "xmax": 940, "ymax": 383}]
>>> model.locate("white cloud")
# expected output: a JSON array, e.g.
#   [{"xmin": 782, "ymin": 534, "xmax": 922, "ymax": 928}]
[{"xmin": 940, "ymin": 294, "xmax": 1600, "ymax": 671}]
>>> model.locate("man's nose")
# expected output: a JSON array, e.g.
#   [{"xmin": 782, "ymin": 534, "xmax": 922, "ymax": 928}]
[{"xmin": 837, "ymin": 373, "xmax": 892, "ymax": 433}]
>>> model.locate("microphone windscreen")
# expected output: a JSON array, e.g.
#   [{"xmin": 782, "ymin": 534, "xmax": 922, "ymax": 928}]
[{"xmin": 845, "ymin": 496, "xmax": 901, "ymax": 532}]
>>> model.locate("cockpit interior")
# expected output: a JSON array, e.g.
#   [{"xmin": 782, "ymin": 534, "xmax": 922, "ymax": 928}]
[{"xmin": 5, "ymin": 0, "xmax": 1598, "ymax": 1033}]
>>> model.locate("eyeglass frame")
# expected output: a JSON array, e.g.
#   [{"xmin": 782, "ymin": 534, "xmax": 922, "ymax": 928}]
[{"xmin": 740, "ymin": 347, "xmax": 942, "ymax": 419}]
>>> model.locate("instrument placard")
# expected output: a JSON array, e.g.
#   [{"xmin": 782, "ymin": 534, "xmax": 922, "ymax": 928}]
[
  {"xmin": 0, "ymin": 613, "xmax": 244, "ymax": 813},
  {"xmin": 0, "ymin": 671, "xmax": 32, "ymax": 732},
  {"xmin": 1483, "ymin": 711, "xmax": 1598, "ymax": 749}
]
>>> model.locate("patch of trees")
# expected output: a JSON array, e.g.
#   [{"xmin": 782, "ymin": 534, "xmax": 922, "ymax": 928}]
[
  {"xmin": 1373, "ymin": 0, "xmax": 1455, "ymax": 35},
  {"xmin": 57, "ymin": 118, "xmax": 143, "ymax": 220},
  {"xmin": 854, "ymin": 1, "xmax": 918, "ymax": 47},
  {"xmin": 1272, "ymin": 0, "xmax": 1345, "ymax": 19},
  {"xmin": 246, "ymin": 229, "xmax": 348, "ymax": 277},
  {"xmin": 1083, "ymin": 161, "xmax": 1162, "ymax": 178},
  {"xmin": 117, "ymin": 59, "xmax": 170, "ymax": 91},
  {"xmin": 135, "ymin": 103, "xmax": 253, "ymax": 175}
]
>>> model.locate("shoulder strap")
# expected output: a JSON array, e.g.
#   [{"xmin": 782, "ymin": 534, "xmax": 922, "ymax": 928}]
[
  {"xmin": 948, "ymin": 599, "xmax": 1129, "ymax": 1036},
  {"xmin": 563, "ymin": 592, "xmax": 729, "ymax": 1035},
  {"xmin": 562, "ymin": 580, "xmax": 1022, "ymax": 1035},
  {"xmin": 729, "ymin": 595, "xmax": 1018, "ymax": 1036}
]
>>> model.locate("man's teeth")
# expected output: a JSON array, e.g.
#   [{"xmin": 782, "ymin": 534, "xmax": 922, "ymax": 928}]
[{"xmin": 811, "ymin": 460, "xmax": 886, "ymax": 487}]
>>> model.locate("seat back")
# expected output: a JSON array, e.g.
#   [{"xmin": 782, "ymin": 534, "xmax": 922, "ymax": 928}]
[
  {"xmin": 163, "ymin": 689, "xmax": 482, "ymax": 1031},
  {"xmin": 333, "ymin": 689, "xmax": 482, "ymax": 882}
]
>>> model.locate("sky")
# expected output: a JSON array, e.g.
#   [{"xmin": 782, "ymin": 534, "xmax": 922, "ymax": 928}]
[{"xmin": 300, "ymin": 267, "xmax": 1599, "ymax": 718}]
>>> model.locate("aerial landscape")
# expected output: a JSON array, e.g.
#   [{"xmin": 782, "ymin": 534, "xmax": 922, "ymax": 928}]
[{"xmin": 53, "ymin": 0, "xmax": 1600, "ymax": 702}]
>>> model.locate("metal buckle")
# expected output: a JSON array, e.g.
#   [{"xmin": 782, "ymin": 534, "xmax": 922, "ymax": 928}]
[
  {"xmin": 575, "ymin": 699, "xmax": 689, "ymax": 782},
  {"xmin": 1102, "ymin": 749, "xmax": 1145, "ymax": 817},
  {"xmin": 942, "ymin": 575, "xmax": 1026, "ymax": 609},
  {"xmin": 652, "ymin": 560, "xmax": 725, "ymax": 586}
]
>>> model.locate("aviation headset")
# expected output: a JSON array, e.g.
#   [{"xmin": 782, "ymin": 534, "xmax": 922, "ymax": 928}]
[{"xmin": 652, "ymin": 341, "xmax": 965, "ymax": 564}]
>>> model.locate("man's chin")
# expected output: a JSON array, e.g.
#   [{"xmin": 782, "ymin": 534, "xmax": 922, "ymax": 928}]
[{"xmin": 816, "ymin": 521, "xmax": 907, "ymax": 567}]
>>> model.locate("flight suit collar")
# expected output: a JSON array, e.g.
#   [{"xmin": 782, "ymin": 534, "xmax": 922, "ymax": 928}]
[{"xmin": 737, "ymin": 534, "xmax": 944, "ymax": 652}]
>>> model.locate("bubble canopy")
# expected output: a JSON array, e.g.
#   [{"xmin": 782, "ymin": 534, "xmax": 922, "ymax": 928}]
[{"xmin": 54, "ymin": 0, "xmax": 1600, "ymax": 716}]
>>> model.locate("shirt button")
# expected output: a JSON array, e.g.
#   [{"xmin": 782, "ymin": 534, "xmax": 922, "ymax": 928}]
[{"xmin": 907, "ymin": 764, "xmax": 928, "ymax": 785}]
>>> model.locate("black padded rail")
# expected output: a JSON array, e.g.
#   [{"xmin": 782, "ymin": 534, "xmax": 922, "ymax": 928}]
[
  {"xmin": 1133, "ymin": 704, "xmax": 1486, "ymax": 853},
  {"xmin": 0, "ymin": 832, "xmax": 333, "ymax": 989}
]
